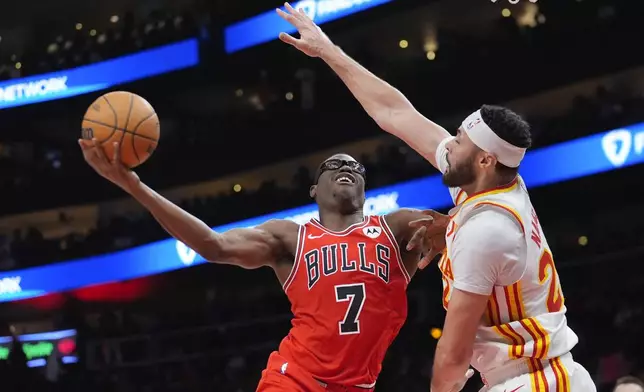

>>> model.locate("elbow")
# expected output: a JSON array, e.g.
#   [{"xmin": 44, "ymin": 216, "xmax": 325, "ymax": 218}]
[
  {"xmin": 372, "ymin": 107, "xmax": 409, "ymax": 136},
  {"xmin": 194, "ymin": 232, "xmax": 226, "ymax": 263}
]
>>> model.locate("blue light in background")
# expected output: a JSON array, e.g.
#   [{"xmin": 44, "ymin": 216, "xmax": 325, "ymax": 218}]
[
  {"xmin": 0, "ymin": 39, "xmax": 199, "ymax": 110},
  {"xmin": 224, "ymin": 0, "xmax": 394, "ymax": 53},
  {"xmin": 0, "ymin": 124, "xmax": 642, "ymax": 302}
]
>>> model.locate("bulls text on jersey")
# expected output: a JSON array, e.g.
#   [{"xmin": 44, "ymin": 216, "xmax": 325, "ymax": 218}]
[{"xmin": 304, "ymin": 242, "xmax": 392, "ymax": 289}]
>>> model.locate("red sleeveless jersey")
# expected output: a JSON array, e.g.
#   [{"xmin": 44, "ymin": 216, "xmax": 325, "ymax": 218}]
[{"xmin": 278, "ymin": 215, "xmax": 410, "ymax": 387}]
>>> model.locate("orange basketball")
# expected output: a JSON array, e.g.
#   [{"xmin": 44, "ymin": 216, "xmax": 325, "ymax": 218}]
[{"xmin": 81, "ymin": 91, "xmax": 160, "ymax": 168}]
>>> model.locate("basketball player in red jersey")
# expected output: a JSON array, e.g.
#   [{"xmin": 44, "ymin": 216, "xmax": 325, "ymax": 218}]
[{"xmin": 79, "ymin": 138, "xmax": 450, "ymax": 391}]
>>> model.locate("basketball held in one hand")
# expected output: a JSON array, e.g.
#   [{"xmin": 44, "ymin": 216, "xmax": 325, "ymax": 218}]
[{"xmin": 81, "ymin": 91, "xmax": 160, "ymax": 168}]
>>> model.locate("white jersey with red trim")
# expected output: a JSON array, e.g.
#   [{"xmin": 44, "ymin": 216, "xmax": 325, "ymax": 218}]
[{"xmin": 435, "ymin": 137, "xmax": 579, "ymax": 375}]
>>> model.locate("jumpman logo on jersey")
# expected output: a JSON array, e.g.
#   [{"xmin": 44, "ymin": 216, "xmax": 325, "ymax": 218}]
[{"xmin": 504, "ymin": 385, "xmax": 524, "ymax": 392}]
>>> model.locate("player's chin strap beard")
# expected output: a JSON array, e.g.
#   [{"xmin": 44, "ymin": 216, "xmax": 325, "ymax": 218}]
[{"xmin": 461, "ymin": 110, "xmax": 526, "ymax": 168}]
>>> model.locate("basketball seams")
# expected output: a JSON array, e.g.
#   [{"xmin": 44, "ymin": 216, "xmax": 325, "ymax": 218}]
[
  {"xmin": 131, "ymin": 111, "xmax": 157, "ymax": 133},
  {"xmin": 81, "ymin": 119, "xmax": 158, "ymax": 141},
  {"xmin": 90, "ymin": 96, "xmax": 118, "ymax": 143},
  {"xmin": 82, "ymin": 92, "xmax": 159, "ymax": 169},
  {"xmin": 130, "ymin": 111, "xmax": 158, "ymax": 165},
  {"xmin": 120, "ymin": 94, "xmax": 140, "ymax": 165}
]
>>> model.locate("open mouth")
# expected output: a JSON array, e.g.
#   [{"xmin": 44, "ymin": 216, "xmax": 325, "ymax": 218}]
[{"xmin": 334, "ymin": 173, "xmax": 356, "ymax": 185}]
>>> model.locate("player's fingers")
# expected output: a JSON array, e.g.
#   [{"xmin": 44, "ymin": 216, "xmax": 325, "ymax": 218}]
[
  {"xmin": 297, "ymin": 8, "xmax": 312, "ymax": 21},
  {"xmin": 422, "ymin": 209, "xmax": 448, "ymax": 222},
  {"xmin": 284, "ymin": 2, "xmax": 298, "ymax": 16},
  {"xmin": 418, "ymin": 249, "xmax": 436, "ymax": 269},
  {"xmin": 418, "ymin": 257, "xmax": 431, "ymax": 270},
  {"xmin": 406, "ymin": 226, "xmax": 426, "ymax": 251},
  {"xmin": 112, "ymin": 142, "xmax": 120, "ymax": 165},
  {"xmin": 278, "ymin": 32, "xmax": 300, "ymax": 46},
  {"xmin": 78, "ymin": 139, "xmax": 93, "ymax": 150},
  {"xmin": 91, "ymin": 138, "xmax": 109, "ymax": 163},
  {"xmin": 408, "ymin": 217, "xmax": 434, "ymax": 228},
  {"xmin": 276, "ymin": 7, "xmax": 296, "ymax": 24},
  {"xmin": 419, "ymin": 245, "xmax": 441, "ymax": 269},
  {"xmin": 465, "ymin": 369, "xmax": 475, "ymax": 379}
]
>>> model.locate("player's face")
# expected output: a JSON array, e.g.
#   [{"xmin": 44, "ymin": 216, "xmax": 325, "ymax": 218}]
[
  {"xmin": 442, "ymin": 128, "xmax": 479, "ymax": 188},
  {"xmin": 312, "ymin": 154, "xmax": 366, "ymax": 210}
]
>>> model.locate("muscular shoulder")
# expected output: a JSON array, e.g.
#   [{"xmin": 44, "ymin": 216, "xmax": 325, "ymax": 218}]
[
  {"xmin": 452, "ymin": 207, "xmax": 526, "ymax": 289},
  {"xmin": 462, "ymin": 204, "xmax": 523, "ymax": 240},
  {"xmin": 255, "ymin": 219, "xmax": 301, "ymax": 264},
  {"xmin": 458, "ymin": 207, "xmax": 523, "ymax": 250},
  {"xmin": 257, "ymin": 219, "xmax": 300, "ymax": 234}
]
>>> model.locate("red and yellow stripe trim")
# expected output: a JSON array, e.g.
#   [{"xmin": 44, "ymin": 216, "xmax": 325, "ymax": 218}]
[
  {"xmin": 549, "ymin": 357, "xmax": 571, "ymax": 392},
  {"xmin": 528, "ymin": 358, "xmax": 549, "ymax": 392},
  {"xmin": 486, "ymin": 290, "xmax": 502, "ymax": 326},
  {"xmin": 455, "ymin": 189, "xmax": 467, "ymax": 205},
  {"xmin": 519, "ymin": 318, "xmax": 551, "ymax": 359},
  {"xmin": 504, "ymin": 281, "xmax": 526, "ymax": 322},
  {"xmin": 527, "ymin": 356, "xmax": 570, "ymax": 392},
  {"xmin": 494, "ymin": 323, "xmax": 526, "ymax": 358},
  {"xmin": 462, "ymin": 177, "xmax": 519, "ymax": 205}
]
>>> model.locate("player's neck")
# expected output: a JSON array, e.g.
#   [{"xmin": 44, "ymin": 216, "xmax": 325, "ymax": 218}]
[
  {"xmin": 463, "ymin": 174, "xmax": 517, "ymax": 196},
  {"xmin": 318, "ymin": 210, "xmax": 364, "ymax": 232}
]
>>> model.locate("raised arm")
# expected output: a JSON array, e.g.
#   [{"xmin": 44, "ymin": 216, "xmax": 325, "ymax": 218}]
[
  {"xmin": 130, "ymin": 183, "xmax": 294, "ymax": 268},
  {"xmin": 276, "ymin": 3, "xmax": 450, "ymax": 168},
  {"xmin": 79, "ymin": 139, "xmax": 295, "ymax": 269}
]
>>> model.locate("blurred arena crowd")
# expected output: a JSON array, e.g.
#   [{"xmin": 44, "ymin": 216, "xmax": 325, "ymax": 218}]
[{"xmin": 0, "ymin": 0, "xmax": 644, "ymax": 391}]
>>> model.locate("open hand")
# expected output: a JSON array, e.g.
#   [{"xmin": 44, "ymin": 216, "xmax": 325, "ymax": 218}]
[
  {"xmin": 78, "ymin": 138, "xmax": 140, "ymax": 193},
  {"xmin": 407, "ymin": 210, "xmax": 450, "ymax": 270},
  {"xmin": 276, "ymin": 2, "xmax": 334, "ymax": 58}
]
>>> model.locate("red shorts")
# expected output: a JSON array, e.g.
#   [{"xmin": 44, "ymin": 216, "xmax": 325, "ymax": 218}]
[{"xmin": 256, "ymin": 351, "xmax": 375, "ymax": 392}]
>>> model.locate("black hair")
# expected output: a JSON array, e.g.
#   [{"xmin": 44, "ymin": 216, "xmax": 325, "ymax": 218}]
[
  {"xmin": 480, "ymin": 104, "xmax": 532, "ymax": 176},
  {"xmin": 614, "ymin": 376, "xmax": 644, "ymax": 390}
]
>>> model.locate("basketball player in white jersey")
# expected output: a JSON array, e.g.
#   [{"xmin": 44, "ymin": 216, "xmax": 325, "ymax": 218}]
[{"xmin": 276, "ymin": 3, "xmax": 597, "ymax": 391}]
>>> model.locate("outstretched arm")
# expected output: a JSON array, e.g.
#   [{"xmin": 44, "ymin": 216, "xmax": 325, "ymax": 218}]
[
  {"xmin": 276, "ymin": 3, "xmax": 451, "ymax": 168},
  {"xmin": 131, "ymin": 183, "xmax": 293, "ymax": 268},
  {"xmin": 79, "ymin": 139, "xmax": 294, "ymax": 269}
]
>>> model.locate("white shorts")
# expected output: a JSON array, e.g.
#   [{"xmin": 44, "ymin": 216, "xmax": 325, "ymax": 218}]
[{"xmin": 479, "ymin": 353, "xmax": 596, "ymax": 392}]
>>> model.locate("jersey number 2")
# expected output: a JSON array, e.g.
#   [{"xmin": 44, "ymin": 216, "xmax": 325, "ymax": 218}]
[
  {"xmin": 538, "ymin": 249, "xmax": 564, "ymax": 312},
  {"xmin": 335, "ymin": 283, "xmax": 366, "ymax": 335}
]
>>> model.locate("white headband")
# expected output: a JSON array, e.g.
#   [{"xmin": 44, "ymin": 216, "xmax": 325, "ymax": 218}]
[{"xmin": 461, "ymin": 110, "xmax": 526, "ymax": 168}]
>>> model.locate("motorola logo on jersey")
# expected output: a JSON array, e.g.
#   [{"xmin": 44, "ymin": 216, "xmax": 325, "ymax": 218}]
[
  {"xmin": 602, "ymin": 128, "xmax": 644, "ymax": 167},
  {"xmin": 305, "ymin": 243, "xmax": 391, "ymax": 289},
  {"xmin": 362, "ymin": 226, "xmax": 381, "ymax": 239}
]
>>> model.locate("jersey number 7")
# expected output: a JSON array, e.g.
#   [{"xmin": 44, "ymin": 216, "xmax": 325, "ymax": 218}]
[{"xmin": 335, "ymin": 283, "xmax": 366, "ymax": 335}]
